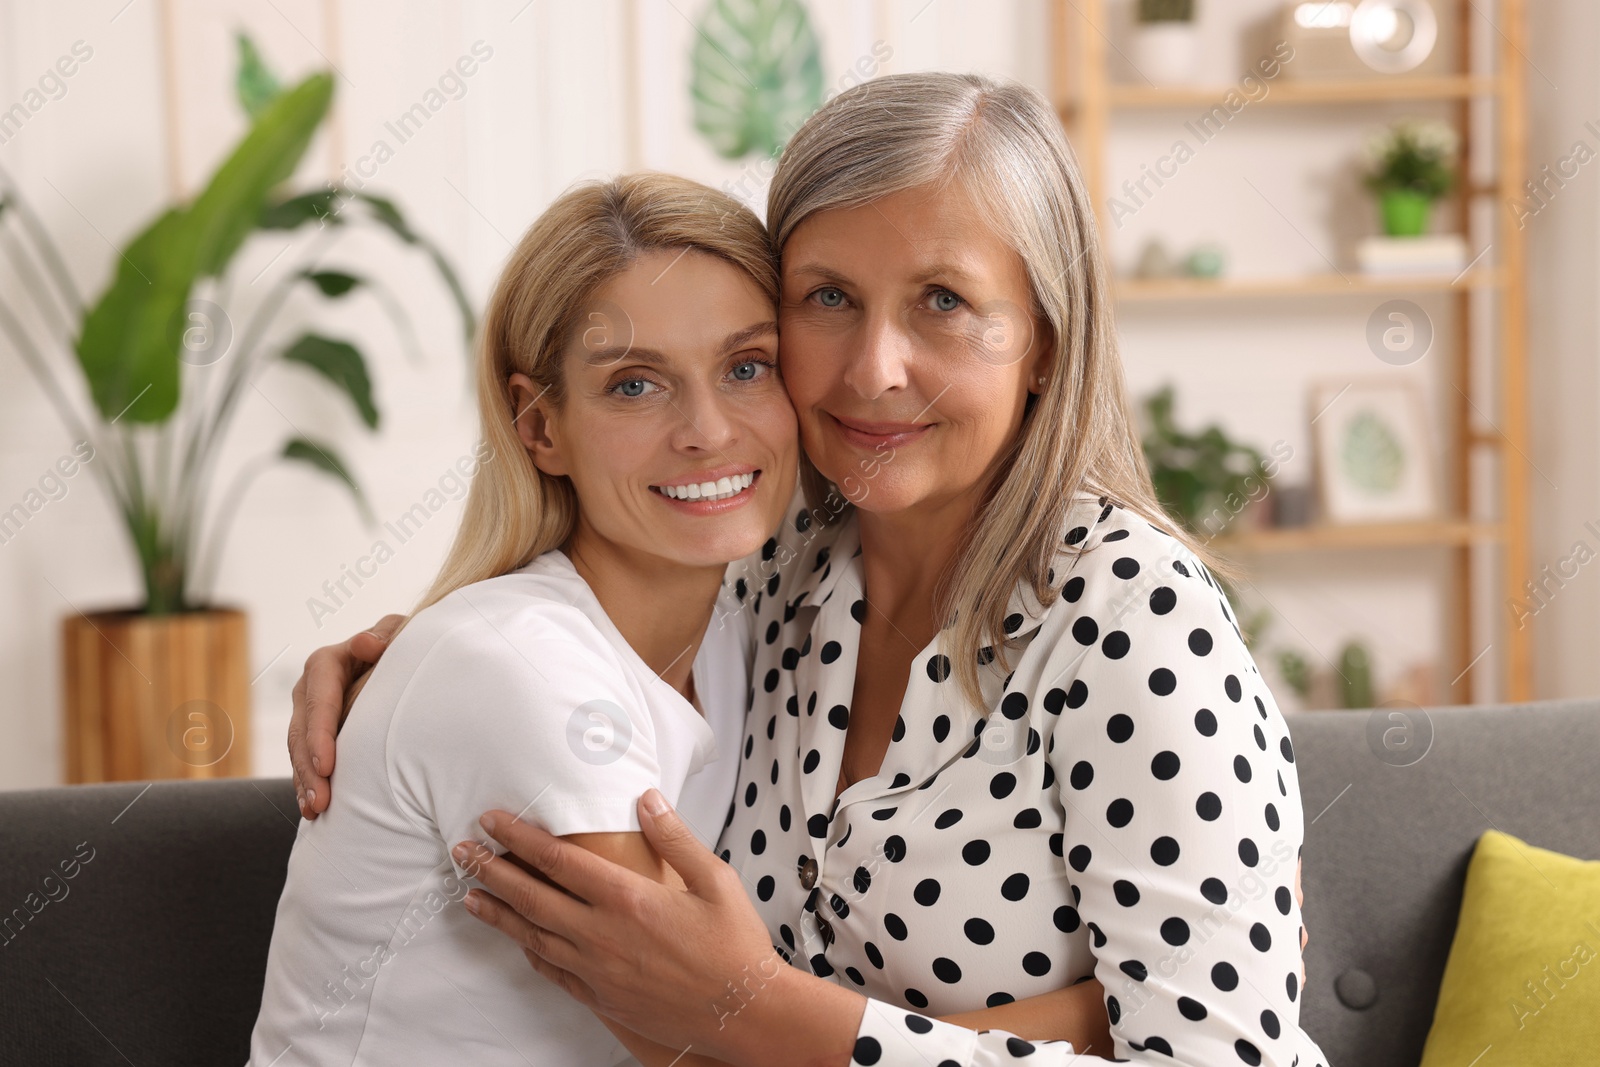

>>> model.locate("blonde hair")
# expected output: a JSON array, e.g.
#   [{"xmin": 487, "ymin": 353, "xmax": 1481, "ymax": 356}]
[
  {"xmin": 767, "ymin": 72, "xmax": 1239, "ymax": 708},
  {"xmin": 410, "ymin": 173, "xmax": 778, "ymax": 620}
]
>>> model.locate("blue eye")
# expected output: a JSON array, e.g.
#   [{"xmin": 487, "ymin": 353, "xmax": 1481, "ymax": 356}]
[
  {"xmin": 730, "ymin": 361, "xmax": 760, "ymax": 381},
  {"xmin": 814, "ymin": 287, "xmax": 845, "ymax": 308},
  {"xmin": 613, "ymin": 378, "xmax": 656, "ymax": 398},
  {"xmin": 931, "ymin": 289, "xmax": 962, "ymax": 312}
]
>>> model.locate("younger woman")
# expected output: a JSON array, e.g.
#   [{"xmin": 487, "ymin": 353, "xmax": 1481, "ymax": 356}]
[{"xmin": 248, "ymin": 174, "xmax": 798, "ymax": 1066}]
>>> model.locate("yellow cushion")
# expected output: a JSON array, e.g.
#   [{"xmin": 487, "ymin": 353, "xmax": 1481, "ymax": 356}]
[{"xmin": 1418, "ymin": 830, "xmax": 1600, "ymax": 1065}]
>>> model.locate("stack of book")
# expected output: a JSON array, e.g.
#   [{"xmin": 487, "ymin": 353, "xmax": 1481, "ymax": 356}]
[{"xmin": 1357, "ymin": 234, "xmax": 1469, "ymax": 275}]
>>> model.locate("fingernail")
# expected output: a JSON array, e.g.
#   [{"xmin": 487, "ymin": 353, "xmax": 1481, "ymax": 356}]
[
  {"xmin": 642, "ymin": 788, "xmax": 669, "ymax": 817},
  {"xmin": 463, "ymin": 890, "xmax": 481, "ymax": 915},
  {"xmin": 479, "ymin": 812, "xmax": 497, "ymax": 835},
  {"xmin": 312, "ymin": 755, "xmax": 322, "ymax": 774},
  {"xmin": 452, "ymin": 843, "xmax": 471, "ymax": 864},
  {"xmin": 305, "ymin": 788, "xmax": 316, "ymax": 806}
]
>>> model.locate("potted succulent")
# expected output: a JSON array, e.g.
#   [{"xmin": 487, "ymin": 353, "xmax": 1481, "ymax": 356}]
[
  {"xmin": 0, "ymin": 37, "xmax": 470, "ymax": 782},
  {"xmin": 1134, "ymin": 0, "xmax": 1200, "ymax": 87},
  {"xmin": 1363, "ymin": 119, "xmax": 1459, "ymax": 236},
  {"xmin": 1274, "ymin": 640, "xmax": 1376, "ymax": 710}
]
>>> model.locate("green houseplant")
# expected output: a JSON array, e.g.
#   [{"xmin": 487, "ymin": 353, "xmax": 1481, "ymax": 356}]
[
  {"xmin": 1140, "ymin": 383, "xmax": 1267, "ymax": 538},
  {"xmin": 1138, "ymin": 0, "xmax": 1194, "ymax": 20},
  {"xmin": 0, "ymin": 37, "xmax": 471, "ymax": 780},
  {"xmin": 1134, "ymin": 0, "xmax": 1199, "ymax": 86},
  {"xmin": 1363, "ymin": 119, "xmax": 1459, "ymax": 236},
  {"xmin": 1273, "ymin": 640, "xmax": 1376, "ymax": 710}
]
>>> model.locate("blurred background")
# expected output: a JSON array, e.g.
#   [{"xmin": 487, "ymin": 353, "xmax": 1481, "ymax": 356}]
[{"xmin": 0, "ymin": 0, "xmax": 1593, "ymax": 790}]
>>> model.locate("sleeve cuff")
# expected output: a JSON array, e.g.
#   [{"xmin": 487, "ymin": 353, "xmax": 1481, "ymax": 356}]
[
  {"xmin": 446, "ymin": 796, "xmax": 646, "ymax": 879},
  {"xmin": 850, "ymin": 997, "xmax": 1080, "ymax": 1067},
  {"xmin": 851, "ymin": 997, "xmax": 976, "ymax": 1065}
]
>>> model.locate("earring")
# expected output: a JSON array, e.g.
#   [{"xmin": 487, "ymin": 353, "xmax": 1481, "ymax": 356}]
[{"xmin": 1036, "ymin": 376, "xmax": 1047, "ymax": 386}]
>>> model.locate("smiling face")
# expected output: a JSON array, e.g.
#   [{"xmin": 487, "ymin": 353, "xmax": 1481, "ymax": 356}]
[
  {"xmin": 777, "ymin": 182, "xmax": 1054, "ymax": 520},
  {"xmin": 513, "ymin": 248, "xmax": 798, "ymax": 570}
]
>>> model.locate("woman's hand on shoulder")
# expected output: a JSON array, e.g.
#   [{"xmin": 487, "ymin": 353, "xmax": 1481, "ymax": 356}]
[
  {"xmin": 288, "ymin": 614, "xmax": 404, "ymax": 818},
  {"xmin": 456, "ymin": 790, "xmax": 867, "ymax": 1066}
]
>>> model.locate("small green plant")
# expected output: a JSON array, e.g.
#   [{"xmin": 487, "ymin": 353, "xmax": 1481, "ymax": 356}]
[
  {"xmin": 1337, "ymin": 640, "xmax": 1375, "ymax": 709},
  {"xmin": 1363, "ymin": 119, "xmax": 1458, "ymax": 199},
  {"xmin": 1139, "ymin": 383, "xmax": 1267, "ymax": 537},
  {"xmin": 1138, "ymin": 0, "xmax": 1195, "ymax": 23},
  {"xmin": 0, "ymin": 35, "xmax": 471, "ymax": 614},
  {"xmin": 1271, "ymin": 641, "xmax": 1377, "ymax": 709},
  {"xmin": 1276, "ymin": 648, "xmax": 1314, "ymax": 704}
]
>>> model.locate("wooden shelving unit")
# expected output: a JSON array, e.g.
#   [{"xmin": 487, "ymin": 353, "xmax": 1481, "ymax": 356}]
[
  {"xmin": 1218, "ymin": 518, "xmax": 1500, "ymax": 554},
  {"xmin": 1115, "ymin": 269, "xmax": 1501, "ymax": 302},
  {"xmin": 1051, "ymin": 0, "xmax": 1532, "ymax": 703},
  {"xmin": 1078, "ymin": 74, "xmax": 1504, "ymax": 111}
]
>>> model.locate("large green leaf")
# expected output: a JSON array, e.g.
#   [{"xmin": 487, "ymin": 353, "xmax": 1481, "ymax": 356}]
[
  {"xmin": 355, "ymin": 191, "xmax": 475, "ymax": 343},
  {"xmin": 73, "ymin": 208, "xmax": 198, "ymax": 423},
  {"xmin": 689, "ymin": 0, "xmax": 823, "ymax": 160},
  {"xmin": 281, "ymin": 333, "xmax": 378, "ymax": 429},
  {"xmin": 74, "ymin": 72, "xmax": 334, "ymax": 424},
  {"xmin": 190, "ymin": 72, "xmax": 334, "ymax": 278},
  {"xmin": 355, "ymin": 191, "xmax": 417, "ymax": 243},
  {"xmin": 281, "ymin": 437, "xmax": 372, "ymax": 523},
  {"xmin": 259, "ymin": 188, "xmax": 343, "ymax": 230}
]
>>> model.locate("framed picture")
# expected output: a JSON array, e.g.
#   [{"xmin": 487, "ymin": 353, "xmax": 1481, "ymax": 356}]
[{"xmin": 1311, "ymin": 378, "xmax": 1438, "ymax": 523}]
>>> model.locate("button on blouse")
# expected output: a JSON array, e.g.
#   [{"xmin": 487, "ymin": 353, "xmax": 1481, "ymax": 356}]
[{"xmin": 717, "ymin": 492, "xmax": 1330, "ymax": 1067}]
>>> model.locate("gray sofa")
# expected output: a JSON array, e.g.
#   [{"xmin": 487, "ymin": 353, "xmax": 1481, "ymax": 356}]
[{"xmin": 1, "ymin": 697, "xmax": 1596, "ymax": 1066}]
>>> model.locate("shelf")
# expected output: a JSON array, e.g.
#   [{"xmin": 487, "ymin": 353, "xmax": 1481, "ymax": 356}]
[
  {"xmin": 1081, "ymin": 76, "xmax": 1501, "ymax": 111},
  {"xmin": 1054, "ymin": 0, "xmax": 1534, "ymax": 701},
  {"xmin": 1114, "ymin": 269, "xmax": 1500, "ymax": 302},
  {"xmin": 1215, "ymin": 519, "xmax": 1502, "ymax": 554}
]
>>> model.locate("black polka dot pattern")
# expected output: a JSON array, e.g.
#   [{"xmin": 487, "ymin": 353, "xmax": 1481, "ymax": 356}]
[{"xmin": 721, "ymin": 493, "xmax": 1328, "ymax": 1067}]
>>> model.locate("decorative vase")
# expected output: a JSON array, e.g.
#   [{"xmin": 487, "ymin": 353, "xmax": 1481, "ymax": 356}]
[
  {"xmin": 1380, "ymin": 189, "xmax": 1433, "ymax": 236},
  {"xmin": 62, "ymin": 608, "xmax": 251, "ymax": 782},
  {"xmin": 1134, "ymin": 22, "xmax": 1200, "ymax": 86}
]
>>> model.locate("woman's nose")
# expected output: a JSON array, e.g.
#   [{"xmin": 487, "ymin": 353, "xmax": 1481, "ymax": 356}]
[
  {"xmin": 841, "ymin": 312, "xmax": 912, "ymax": 399},
  {"xmin": 670, "ymin": 385, "xmax": 738, "ymax": 453}
]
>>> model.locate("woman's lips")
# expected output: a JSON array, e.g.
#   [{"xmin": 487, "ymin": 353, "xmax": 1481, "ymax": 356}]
[{"xmin": 828, "ymin": 412, "xmax": 934, "ymax": 449}]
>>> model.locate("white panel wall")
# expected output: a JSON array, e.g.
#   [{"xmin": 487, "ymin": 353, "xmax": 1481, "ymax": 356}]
[{"xmin": 0, "ymin": 0, "xmax": 1593, "ymax": 789}]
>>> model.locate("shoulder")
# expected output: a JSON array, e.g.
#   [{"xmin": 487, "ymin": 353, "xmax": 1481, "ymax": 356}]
[
  {"xmin": 385, "ymin": 559, "xmax": 629, "ymax": 713},
  {"xmin": 725, "ymin": 484, "xmax": 857, "ymax": 618},
  {"xmin": 1059, "ymin": 497, "xmax": 1237, "ymax": 624},
  {"xmin": 1037, "ymin": 496, "xmax": 1248, "ymax": 672}
]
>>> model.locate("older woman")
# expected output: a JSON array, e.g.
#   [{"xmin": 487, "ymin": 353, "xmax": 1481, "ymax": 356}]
[{"xmin": 289, "ymin": 73, "xmax": 1328, "ymax": 1067}]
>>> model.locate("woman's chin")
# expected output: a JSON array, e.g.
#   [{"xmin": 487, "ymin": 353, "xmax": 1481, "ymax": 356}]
[{"xmin": 651, "ymin": 524, "xmax": 775, "ymax": 569}]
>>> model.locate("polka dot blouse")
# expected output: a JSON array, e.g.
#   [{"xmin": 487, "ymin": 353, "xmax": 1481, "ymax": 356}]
[{"xmin": 715, "ymin": 492, "xmax": 1330, "ymax": 1067}]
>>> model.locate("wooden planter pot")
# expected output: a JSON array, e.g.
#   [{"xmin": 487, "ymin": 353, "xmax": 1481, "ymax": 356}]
[{"xmin": 62, "ymin": 608, "xmax": 251, "ymax": 783}]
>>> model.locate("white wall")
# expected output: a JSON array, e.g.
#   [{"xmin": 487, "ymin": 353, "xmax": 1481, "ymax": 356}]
[
  {"xmin": 0, "ymin": 0, "xmax": 1593, "ymax": 790},
  {"xmin": 1523, "ymin": 0, "xmax": 1600, "ymax": 701}
]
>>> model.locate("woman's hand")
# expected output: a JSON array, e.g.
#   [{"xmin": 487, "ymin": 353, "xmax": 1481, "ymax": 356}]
[
  {"xmin": 1297, "ymin": 856, "xmax": 1308, "ymax": 988},
  {"xmin": 937, "ymin": 978, "xmax": 1112, "ymax": 1056},
  {"xmin": 454, "ymin": 789, "xmax": 866, "ymax": 1067},
  {"xmin": 287, "ymin": 614, "xmax": 404, "ymax": 818}
]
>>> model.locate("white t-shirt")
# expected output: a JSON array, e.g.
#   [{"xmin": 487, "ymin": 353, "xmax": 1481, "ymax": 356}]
[{"xmin": 248, "ymin": 551, "xmax": 750, "ymax": 1066}]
